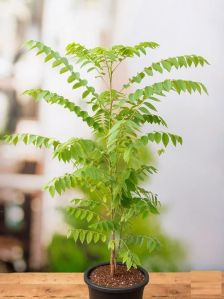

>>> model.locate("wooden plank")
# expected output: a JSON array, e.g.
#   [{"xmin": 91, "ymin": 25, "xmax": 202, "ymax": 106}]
[
  {"xmin": 149, "ymin": 272, "xmax": 190, "ymax": 284},
  {"xmin": 144, "ymin": 283, "xmax": 190, "ymax": 297},
  {"xmin": 0, "ymin": 272, "xmax": 223, "ymax": 298},
  {"xmin": 0, "ymin": 272, "xmax": 84, "ymax": 284},
  {"xmin": 0, "ymin": 284, "xmax": 88, "ymax": 297},
  {"xmin": 191, "ymin": 271, "xmax": 222, "ymax": 296}
]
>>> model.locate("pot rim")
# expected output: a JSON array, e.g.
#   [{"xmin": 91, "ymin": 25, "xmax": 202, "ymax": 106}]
[{"xmin": 84, "ymin": 262, "xmax": 149, "ymax": 293}]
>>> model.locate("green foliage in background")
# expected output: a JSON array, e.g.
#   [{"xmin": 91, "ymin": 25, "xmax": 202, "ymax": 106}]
[{"xmin": 1, "ymin": 40, "xmax": 208, "ymax": 274}]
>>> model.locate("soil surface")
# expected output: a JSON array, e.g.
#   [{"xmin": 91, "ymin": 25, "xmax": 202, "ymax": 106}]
[{"xmin": 89, "ymin": 264, "xmax": 145, "ymax": 288}]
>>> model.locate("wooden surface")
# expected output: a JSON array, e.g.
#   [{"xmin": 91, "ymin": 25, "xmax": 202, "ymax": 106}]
[{"xmin": 0, "ymin": 272, "xmax": 223, "ymax": 298}]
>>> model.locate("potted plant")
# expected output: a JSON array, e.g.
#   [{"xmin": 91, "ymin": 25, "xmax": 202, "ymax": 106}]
[{"xmin": 1, "ymin": 40, "xmax": 208, "ymax": 299}]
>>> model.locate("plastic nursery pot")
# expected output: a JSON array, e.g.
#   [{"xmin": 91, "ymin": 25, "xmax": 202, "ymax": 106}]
[{"xmin": 84, "ymin": 262, "xmax": 149, "ymax": 299}]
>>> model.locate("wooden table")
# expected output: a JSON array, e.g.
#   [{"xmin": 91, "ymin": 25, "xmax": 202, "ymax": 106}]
[{"xmin": 0, "ymin": 272, "xmax": 223, "ymax": 298}]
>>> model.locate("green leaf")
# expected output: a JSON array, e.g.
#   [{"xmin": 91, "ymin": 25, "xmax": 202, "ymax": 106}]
[
  {"xmin": 1, "ymin": 133, "xmax": 60, "ymax": 150},
  {"xmin": 138, "ymin": 79, "xmax": 208, "ymax": 102},
  {"xmin": 124, "ymin": 54, "xmax": 209, "ymax": 88},
  {"xmin": 52, "ymin": 59, "xmax": 62, "ymax": 67},
  {"xmin": 169, "ymin": 134, "xmax": 178, "ymax": 146},
  {"xmin": 162, "ymin": 133, "xmax": 169, "ymax": 147},
  {"xmin": 86, "ymin": 232, "xmax": 93, "ymax": 244},
  {"xmin": 24, "ymin": 89, "xmax": 101, "ymax": 132},
  {"xmin": 163, "ymin": 80, "xmax": 172, "ymax": 91},
  {"xmin": 44, "ymin": 54, "xmax": 53, "ymax": 62},
  {"xmin": 143, "ymin": 102, "xmax": 157, "ymax": 112},
  {"xmin": 60, "ymin": 66, "xmax": 69, "ymax": 74},
  {"xmin": 80, "ymin": 230, "xmax": 85, "ymax": 243},
  {"xmin": 152, "ymin": 62, "xmax": 163, "ymax": 73},
  {"xmin": 161, "ymin": 60, "xmax": 171, "ymax": 71},
  {"xmin": 139, "ymin": 107, "xmax": 150, "ymax": 114},
  {"xmin": 73, "ymin": 230, "xmax": 79, "ymax": 242},
  {"xmin": 67, "ymin": 74, "xmax": 77, "ymax": 83},
  {"xmin": 25, "ymin": 40, "xmax": 98, "ymax": 99},
  {"xmin": 101, "ymin": 234, "xmax": 107, "ymax": 242},
  {"xmin": 158, "ymin": 148, "xmax": 165, "ymax": 156},
  {"xmin": 93, "ymin": 232, "xmax": 100, "ymax": 243},
  {"xmin": 82, "ymin": 89, "xmax": 91, "ymax": 99},
  {"xmin": 154, "ymin": 132, "xmax": 161, "ymax": 143}
]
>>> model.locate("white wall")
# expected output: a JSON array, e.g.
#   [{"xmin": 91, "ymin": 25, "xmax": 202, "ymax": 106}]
[{"xmin": 112, "ymin": 0, "xmax": 224, "ymax": 270}]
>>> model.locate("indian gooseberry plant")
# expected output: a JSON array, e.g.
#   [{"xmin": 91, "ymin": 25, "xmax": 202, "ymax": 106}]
[{"xmin": 2, "ymin": 40, "xmax": 208, "ymax": 276}]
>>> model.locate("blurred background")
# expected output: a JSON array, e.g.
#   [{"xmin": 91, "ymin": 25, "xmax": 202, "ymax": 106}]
[{"xmin": 0, "ymin": 0, "xmax": 223, "ymax": 273}]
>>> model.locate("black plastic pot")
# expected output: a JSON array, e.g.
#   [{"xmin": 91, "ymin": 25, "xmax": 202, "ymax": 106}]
[{"xmin": 84, "ymin": 262, "xmax": 149, "ymax": 299}]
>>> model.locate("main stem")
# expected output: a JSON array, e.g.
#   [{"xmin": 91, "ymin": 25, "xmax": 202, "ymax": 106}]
[{"xmin": 107, "ymin": 61, "xmax": 117, "ymax": 277}]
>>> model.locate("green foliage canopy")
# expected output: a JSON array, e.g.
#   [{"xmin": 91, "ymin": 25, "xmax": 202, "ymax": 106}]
[{"xmin": 1, "ymin": 40, "xmax": 208, "ymax": 273}]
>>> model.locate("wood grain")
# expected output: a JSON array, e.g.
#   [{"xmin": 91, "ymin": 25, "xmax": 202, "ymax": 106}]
[{"xmin": 0, "ymin": 272, "xmax": 223, "ymax": 298}]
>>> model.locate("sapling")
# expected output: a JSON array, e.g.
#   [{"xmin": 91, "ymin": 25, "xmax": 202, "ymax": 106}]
[{"xmin": 2, "ymin": 40, "xmax": 208, "ymax": 276}]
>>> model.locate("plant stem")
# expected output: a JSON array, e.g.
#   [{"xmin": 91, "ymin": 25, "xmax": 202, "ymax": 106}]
[
  {"xmin": 106, "ymin": 60, "xmax": 117, "ymax": 276},
  {"xmin": 108, "ymin": 61, "xmax": 113, "ymax": 129},
  {"xmin": 110, "ymin": 230, "xmax": 116, "ymax": 276}
]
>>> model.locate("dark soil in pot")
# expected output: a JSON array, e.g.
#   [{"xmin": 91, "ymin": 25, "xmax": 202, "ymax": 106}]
[
  {"xmin": 90, "ymin": 264, "xmax": 145, "ymax": 288},
  {"xmin": 84, "ymin": 262, "xmax": 149, "ymax": 299}
]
